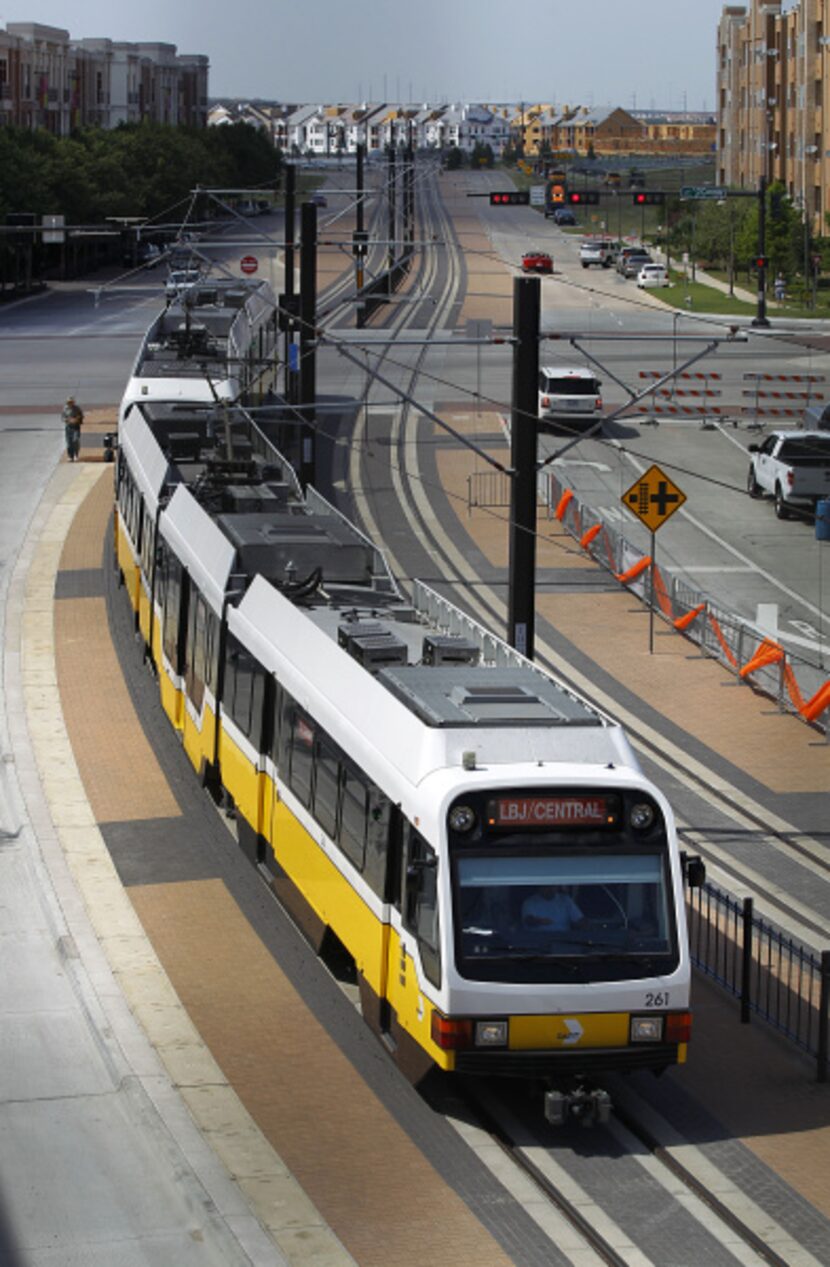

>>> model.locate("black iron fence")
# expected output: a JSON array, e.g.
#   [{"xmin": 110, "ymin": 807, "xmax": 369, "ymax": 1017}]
[{"xmin": 687, "ymin": 880, "xmax": 830, "ymax": 1082}]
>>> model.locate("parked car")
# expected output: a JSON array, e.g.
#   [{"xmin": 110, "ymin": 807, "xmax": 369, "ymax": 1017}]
[
  {"xmin": 579, "ymin": 238, "xmax": 616, "ymax": 268},
  {"xmin": 621, "ymin": 252, "xmax": 653, "ymax": 278},
  {"xmin": 522, "ymin": 250, "xmax": 553, "ymax": 274},
  {"xmin": 552, "ymin": 208, "xmax": 576, "ymax": 226},
  {"xmin": 747, "ymin": 430, "xmax": 830, "ymax": 518},
  {"xmin": 637, "ymin": 263, "xmax": 669, "ymax": 289},
  {"xmin": 538, "ymin": 365, "xmax": 603, "ymax": 431},
  {"xmin": 310, "ymin": 191, "xmax": 328, "ymax": 207}
]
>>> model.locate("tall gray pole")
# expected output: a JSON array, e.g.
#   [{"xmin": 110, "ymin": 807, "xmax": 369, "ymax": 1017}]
[
  {"xmin": 508, "ymin": 276, "xmax": 540, "ymax": 659},
  {"xmin": 299, "ymin": 201, "xmax": 317, "ymax": 489},
  {"xmin": 284, "ymin": 163, "xmax": 296, "ymax": 402}
]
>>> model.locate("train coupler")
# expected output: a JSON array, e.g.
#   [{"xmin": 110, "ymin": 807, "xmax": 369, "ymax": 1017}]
[{"xmin": 544, "ymin": 1086, "xmax": 611, "ymax": 1128}]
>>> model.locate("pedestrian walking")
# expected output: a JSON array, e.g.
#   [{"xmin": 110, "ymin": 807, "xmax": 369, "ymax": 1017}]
[
  {"xmin": 774, "ymin": 272, "xmax": 786, "ymax": 303},
  {"xmin": 62, "ymin": 396, "xmax": 84, "ymax": 462}
]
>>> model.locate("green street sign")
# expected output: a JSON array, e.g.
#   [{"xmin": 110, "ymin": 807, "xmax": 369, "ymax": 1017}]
[{"xmin": 680, "ymin": 186, "xmax": 728, "ymax": 200}]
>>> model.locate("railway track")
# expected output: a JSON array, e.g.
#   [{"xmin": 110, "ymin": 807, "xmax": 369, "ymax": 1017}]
[
  {"xmin": 447, "ymin": 1078, "xmax": 821, "ymax": 1267},
  {"xmin": 334, "ymin": 167, "xmax": 830, "ymax": 953}
]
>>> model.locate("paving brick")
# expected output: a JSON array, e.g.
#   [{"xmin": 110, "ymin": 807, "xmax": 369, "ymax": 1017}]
[{"xmin": 131, "ymin": 879, "xmax": 514, "ymax": 1267}]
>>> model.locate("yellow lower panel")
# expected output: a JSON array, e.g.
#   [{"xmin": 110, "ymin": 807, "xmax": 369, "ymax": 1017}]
[
  {"xmin": 384, "ymin": 924, "xmax": 448, "ymax": 1067},
  {"xmin": 676, "ymin": 1041, "xmax": 688, "ymax": 1064},
  {"xmin": 138, "ymin": 585, "xmax": 152, "ymax": 644},
  {"xmin": 116, "ymin": 522, "xmax": 140, "ymax": 613},
  {"xmin": 183, "ymin": 701, "xmax": 216, "ymax": 776},
  {"xmin": 220, "ymin": 731, "xmax": 261, "ymax": 833},
  {"xmin": 269, "ymin": 788, "xmax": 386, "ymax": 998},
  {"xmin": 159, "ymin": 668, "xmax": 183, "ymax": 732},
  {"xmin": 510, "ymin": 1013, "xmax": 630, "ymax": 1050}
]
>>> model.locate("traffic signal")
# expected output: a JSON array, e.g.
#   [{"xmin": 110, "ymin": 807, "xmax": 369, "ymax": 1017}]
[
  {"xmin": 489, "ymin": 191, "xmax": 530, "ymax": 206},
  {"xmin": 567, "ymin": 190, "xmax": 600, "ymax": 205},
  {"xmin": 753, "ymin": 255, "xmax": 768, "ymax": 270},
  {"xmin": 352, "ymin": 229, "xmax": 369, "ymax": 257},
  {"xmin": 632, "ymin": 191, "xmax": 666, "ymax": 205}
]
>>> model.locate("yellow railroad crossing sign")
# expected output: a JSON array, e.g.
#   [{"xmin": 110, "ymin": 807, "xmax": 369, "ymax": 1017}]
[{"xmin": 621, "ymin": 464, "xmax": 686, "ymax": 532}]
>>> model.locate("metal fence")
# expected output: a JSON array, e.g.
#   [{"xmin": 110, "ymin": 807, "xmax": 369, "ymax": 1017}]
[
  {"xmin": 529, "ymin": 468, "xmax": 830, "ymax": 736},
  {"xmin": 687, "ymin": 881, "xmax": 830, "ymax": 1082}
]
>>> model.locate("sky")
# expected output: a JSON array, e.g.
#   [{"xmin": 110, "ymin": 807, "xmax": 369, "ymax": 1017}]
[{"xmin": 6, "ymin": 0, "xmax": 727, "ymax": 110}]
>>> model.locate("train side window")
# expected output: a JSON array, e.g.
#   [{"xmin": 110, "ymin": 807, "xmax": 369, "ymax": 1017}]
[
  {"xmin": 269, "ymin": 679, "xmax": 284, "ymax": 766},
  {"xmin": 184, "ymin": 590, "xmax": 208, "ymax": 712},
  {"xmin": 339, "ymin": 765, "xmax": 367, "ymax": 870},
  {"xmin": 223, "ymin": 634, "xmax": 266, "ymax": 746},
  {"xmin": 403, "ymin": 828, "xmax": 441, "ymax": 987},
  {"xmin": 140, "ymin": 509, "xmax": 155, "ymax": 578},
  {"xmin": 161, "ymin": 551, "xmax": 184, "ymax": 671},
  {"xmin": 205, "ymin": 610, "xmax": 220, "ymax": 696},
  {"xmin": 313, "ymin": 735, "xmax": 339, "ymax": 840},
  {"xmin": 364, "ymin": 785, "xmax": 391, "ymax": 893},
  {"xmin": 287, "ymin": 706, "xmax": 314, "ymax": 808}
]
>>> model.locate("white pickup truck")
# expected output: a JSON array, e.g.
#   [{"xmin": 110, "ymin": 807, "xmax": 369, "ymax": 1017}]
[{"xmin": 747, "ymin": 430, "xmax": 830, "ymax": 518}]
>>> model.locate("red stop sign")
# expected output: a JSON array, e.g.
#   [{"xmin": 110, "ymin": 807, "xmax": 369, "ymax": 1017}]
[{"xmin": 240, "ymin": 255, "xmax": 258, "ymax": 275}]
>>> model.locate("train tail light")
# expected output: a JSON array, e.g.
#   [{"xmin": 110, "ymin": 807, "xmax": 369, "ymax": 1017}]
[
  {"xmin": 431, "ymin": 1012, "xmax": 473, "ymax": 1050},
  {"xmin": 666, "ymin": 1011, "xmax": 692, "ymax": 1044},
  {"xmin": 541, "ymin": 396, "xmax": 550, "ymax": 408},
  {"xmin": 595, "ymin": 397, "xmax": 603, "ymax": 411}
]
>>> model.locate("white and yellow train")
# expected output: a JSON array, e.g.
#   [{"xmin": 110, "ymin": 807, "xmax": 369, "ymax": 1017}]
[{"xmin": 114, "ymin": 383, "xmax": 701, "ymax": 1125}]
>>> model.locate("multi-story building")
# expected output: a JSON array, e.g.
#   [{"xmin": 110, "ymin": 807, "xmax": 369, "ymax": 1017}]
[
  {"xmin": 717, "ymin": 0, "xmax": 830, "ymax": 230},
  {"xmin": 0, "ymin": 22, "xmax": 208, "ymax": 133}
]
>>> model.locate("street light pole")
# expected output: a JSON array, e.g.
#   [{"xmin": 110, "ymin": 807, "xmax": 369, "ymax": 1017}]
[{"xmin": 752, "ymin": 173, "xmax": 770, "ymax": 328}]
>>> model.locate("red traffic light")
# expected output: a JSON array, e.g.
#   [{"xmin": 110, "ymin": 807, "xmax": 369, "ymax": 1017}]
[
  {"xmin": 631, "ymin": 191, "xmax": 666, "ymax": 206},
  {"xmin": 489, "ymin": 190, "xmax": 530, "ymax": 206},
  {"xmin": 567, "ymin": 190, "xmax": 599, "ymax": 205},
  {"xmin": 754, "ymin": 255, "xmax": 768, "ymax": 270}
]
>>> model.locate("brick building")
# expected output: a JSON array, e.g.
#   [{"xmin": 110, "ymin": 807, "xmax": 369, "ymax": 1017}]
[
  {"xmin": 0, "ymin": 22, "xmax": 208, "ymax": 133},
  {"xmin": 717, "ymin": 0, "xmax": 830, "ymax": 231}
]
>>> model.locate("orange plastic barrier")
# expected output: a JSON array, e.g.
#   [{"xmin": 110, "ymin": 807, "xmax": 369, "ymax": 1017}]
[
  {"xmin": 615, "ymin": 556, "xmax": 652, "ymax": 585},
  {"xmin": 707, "ymin": 613, "xmax": 738, "ymax": 668},
  {"xmin": 555, "ymin": 489, "xmax": 573, "ymax": 520},
  {"xmin": 802, "ymin": 681, "xmax": 830, "ymax": 723},
  {"xmin": 782, "ymin": 663, "xmax": 805, "ymax": 713},
  {"xmin": 739, "ymin": 637, "xmax": 785, "ymax": 679},
  {"xmin": 652, "ymin": 565, "xmax": 673, "ymax": 617},
  {"xmin": 674, "ymin": 603, "xmax": 706, "ymax": 632},
  {"xmin": 580, "ymin": 523, "xmax": 602, "ymax": 550}
]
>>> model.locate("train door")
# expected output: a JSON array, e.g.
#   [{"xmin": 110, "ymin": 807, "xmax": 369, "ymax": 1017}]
[{"xmin": 383, "ymin": 823, "xmax": 441, "ymax": 1067}]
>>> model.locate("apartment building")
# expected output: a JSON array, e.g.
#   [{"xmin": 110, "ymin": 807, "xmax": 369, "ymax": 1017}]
[
  {"xmin": 717, "ymin": 0, "xmax": 830, "ymax": 230},
  {"xmin": 0, "ymin": 22, "xmax": 208, "ymax": 133}
]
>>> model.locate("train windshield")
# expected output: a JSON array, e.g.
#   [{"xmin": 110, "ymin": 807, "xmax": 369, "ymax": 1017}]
[{"xmin": 453, "ymin": 851, "xmax": 676, "ymax": 983}]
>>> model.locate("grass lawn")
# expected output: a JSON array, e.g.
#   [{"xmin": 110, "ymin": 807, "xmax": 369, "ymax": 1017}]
[{"xmin": 645, "ymin": 273, "xmax": 759, "ymax": 316}]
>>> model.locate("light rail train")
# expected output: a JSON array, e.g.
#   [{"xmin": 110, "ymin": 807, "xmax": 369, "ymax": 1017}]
[
  {"xmin": 120, "ymin": 275, "xmax": 279, "ymax": 423},
  {"xmin": 113, "ymin": 318, "xmax": 702, "ymax": 1125}
]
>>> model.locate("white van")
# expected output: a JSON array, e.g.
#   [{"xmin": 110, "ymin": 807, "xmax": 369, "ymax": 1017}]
[{"xmin": 538, "ymin": 366, "xmax": 603, "ymax": 430}]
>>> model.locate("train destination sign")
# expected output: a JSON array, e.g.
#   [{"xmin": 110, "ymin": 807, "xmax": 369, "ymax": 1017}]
[
  {"xmin": 621, "ymin": 464, "xmax": 686, "ymax": 533},
  {"xmin": 487, "ymin": 795, "xmax": 619, "ymax": 829}
]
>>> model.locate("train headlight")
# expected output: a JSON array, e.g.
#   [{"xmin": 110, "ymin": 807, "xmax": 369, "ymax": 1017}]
[
  {"xmin": 629, "ymin": 802, "xmax": 656, "ymax": 832},
  {"xmin": 630, "ymin": 1015, "xmax": 664, "ymax": 1043},
  {"xmin": 448, "ymin": 804, "xmax": 476, "ymax": 833},
  {"xmin": 475, "ymin": 1020, "xmax": 509, "ymax": 1048}
]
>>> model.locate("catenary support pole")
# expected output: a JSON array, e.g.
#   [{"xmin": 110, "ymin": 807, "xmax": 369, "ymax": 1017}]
[
  {"xmin": 752, "ymin": 174, "xmax": 770, "ymax": 329},
  {"xmin": 299, "ymin": 200, "xmax": 317, "ymax": 490},
  {"xmin": 508, "ymin": 276, "xmax": 540, "ymax": 659},
  {"xmin": 284, "ymin": 163, "xmax": 296, "ymax": 401}
]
